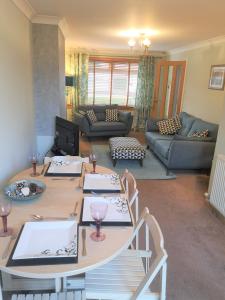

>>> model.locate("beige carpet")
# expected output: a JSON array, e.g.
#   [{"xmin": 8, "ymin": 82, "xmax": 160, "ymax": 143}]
[{"xmin": 138, "ymin": 175, "xmax": 225, "ymax": 300}]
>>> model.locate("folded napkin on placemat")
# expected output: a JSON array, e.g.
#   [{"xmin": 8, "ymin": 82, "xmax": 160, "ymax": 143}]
[
  {"xmin": 83, "ymin": 173, "xmax": 123, "ymax": 193},
  {"xmin": 45, "ymin": 156, "xmax": 88, "ymax": 176},
  {"xmin": 80, "ymin": 196, "xmax": 132, "ymax": 226}
]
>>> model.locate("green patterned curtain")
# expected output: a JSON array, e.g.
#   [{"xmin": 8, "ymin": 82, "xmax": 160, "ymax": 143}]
[
  {"xmin": 135, "ymin": 55, "xmax": 155, "ymax": 130},
  {"xmin": 74, "ymin": 53, "xmax": 89, "ymax": 109},
  {"xmin": 66, "ymin": 52, "xmax": 89, "ymax": 118}
]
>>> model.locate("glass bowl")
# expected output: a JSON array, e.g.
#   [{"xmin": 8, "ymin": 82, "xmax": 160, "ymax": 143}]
[{"xmin": 4, "ymin": 179, "xmax": 46, "ymax": 202}]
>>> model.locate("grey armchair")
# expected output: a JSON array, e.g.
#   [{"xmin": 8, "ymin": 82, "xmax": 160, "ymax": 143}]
[{"xmin": 73, "ymin": 105, "xmax": 133, "ymax": 137}]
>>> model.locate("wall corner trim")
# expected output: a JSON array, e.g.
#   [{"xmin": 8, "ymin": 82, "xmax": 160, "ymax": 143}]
[
  {"xmin": 12, "ymin": 0, "xmax": 35, "ymax": 20},
  {"xmin": 168, "ymin": 35, "xmax": 225, "ymax": 55}
]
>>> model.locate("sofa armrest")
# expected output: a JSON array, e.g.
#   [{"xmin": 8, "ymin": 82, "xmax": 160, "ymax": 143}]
[
  {"xmin": 73, "ymin": 112, "xmax": 90, "ymax": 133},
  {"xmin": 118, "ymin": 111, "xmax": 133, "ymax": 132},
  {"xmin": 146, "ymin": 118, "xmax": 162, "ymax": 132},
  {"xmin": 167, "ymin": 140, "xmax": 216, "ymax": 169}
]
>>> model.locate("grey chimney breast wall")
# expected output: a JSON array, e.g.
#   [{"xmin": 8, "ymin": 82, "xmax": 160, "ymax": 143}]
[{"xmin": 32, "ymin": 23, "xmax": 65, "ymax": 137}]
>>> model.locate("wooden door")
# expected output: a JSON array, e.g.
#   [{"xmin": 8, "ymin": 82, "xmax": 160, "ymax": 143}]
[{"xmin": 151, "ymin": 61, "xmax": 186, "ymax": 118}]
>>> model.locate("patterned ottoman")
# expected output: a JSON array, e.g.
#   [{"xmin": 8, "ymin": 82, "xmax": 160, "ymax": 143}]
[{"xmin": 109, "ymin": 137, "xmax": 146, "ymax": 167}]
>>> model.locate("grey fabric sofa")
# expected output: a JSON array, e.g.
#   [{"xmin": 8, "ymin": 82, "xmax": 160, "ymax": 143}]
[
  {"xmin": 73, "ymin": 105, "xmax": 133, "ymax": 137},
  {"xmin": 145, "ymin": 112, "xmax": 218, "ymax": 170}
]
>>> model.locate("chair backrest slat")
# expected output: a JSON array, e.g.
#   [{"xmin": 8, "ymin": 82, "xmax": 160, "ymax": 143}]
[{"xmin": 129, "ymin": 207, "xmax": 168, "ymax": 299}]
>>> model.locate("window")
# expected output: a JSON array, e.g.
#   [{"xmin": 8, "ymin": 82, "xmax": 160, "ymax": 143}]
[{"xmin": 88, "ymin": 58, "xmax": 139, "ymax": 107}]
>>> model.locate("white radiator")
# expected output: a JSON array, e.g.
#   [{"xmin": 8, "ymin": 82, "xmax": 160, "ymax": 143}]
[{"xmin": 210, "ymin": 154, "xmax": 225, "ymax": 217}]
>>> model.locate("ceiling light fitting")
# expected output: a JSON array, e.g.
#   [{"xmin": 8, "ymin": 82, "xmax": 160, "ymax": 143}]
[{"xmin": 128, "ymin": 34, "xmax": 151, "ymax": 53}]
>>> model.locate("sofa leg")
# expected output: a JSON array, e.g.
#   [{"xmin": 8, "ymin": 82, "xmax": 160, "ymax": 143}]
[
  {"xmin": 146, "ymin": 145, "xmax": 150, "ymax": 150},
  {"xmin": 139, "ymin": 159, "xmax": 143, "ymax": 167},
  {"xmin": 112, "ymin": 159, "xmax": 117, "ymax": 167}
]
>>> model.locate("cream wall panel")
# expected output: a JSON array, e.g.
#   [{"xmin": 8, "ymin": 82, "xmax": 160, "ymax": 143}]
[
  {"xmin": 168, "ymin": 42, "xmax": 225, "ymax": 123},
  {"xmin": 0, "ymin": 0, "xmax": 35, "ymax": 185}
]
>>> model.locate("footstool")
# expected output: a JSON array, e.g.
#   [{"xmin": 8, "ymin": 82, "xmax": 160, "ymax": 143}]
[{"xmin": 109, "ymin": 137, "xmax": 146, "ymax": 167}]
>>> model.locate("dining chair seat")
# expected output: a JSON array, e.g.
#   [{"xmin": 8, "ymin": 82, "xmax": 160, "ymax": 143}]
[
  {"xmin": 85, "ymin": 249, "xmax": 157, "ymax": 300},
  {"xmin": 11, "ymin": 291, "xmax": 83, "ymax": 300}
]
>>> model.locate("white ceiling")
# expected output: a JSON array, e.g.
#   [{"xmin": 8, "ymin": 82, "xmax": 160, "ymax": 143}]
[{"xmin": 27, "ymin": 0, "xmax": 225, "ymax": 52}]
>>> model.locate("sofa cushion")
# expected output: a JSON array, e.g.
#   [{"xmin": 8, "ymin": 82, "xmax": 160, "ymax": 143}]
[
  {"xmin": 86, "ymin": 109, "xmax": 97, "ymax": 124},
  {"xmin": 146, "ymin": 118, "xmax": 164, "ymax": 132},
  {"xmin": 154, "ymin": 140, "xmax": 172, "ymax": 159},
  {"xmin": 157, "ymin": 116, "xmax": 181, "ymax": 135},
  {"xmin": 90, "ymin": 121, "xmax": 127, "ymax": 132},
  {"xmin": 106, "ymin": 109, "xmax": 119, "ymax": 122},
  {"xmin": 190, "ymin": 129, "xmax": 209, "ymax": 138},
  {"xmin": 187, "ymin": 119, "xmax": 218, "ymax": 140},
  {"xmin": 95, "ymin": 112, "xmax": 105, "ymax": 121},
  {"xmin": 145, "ymin": 132, "xmax": 174, "ymax": 148},
  {"xmin": 173, "ymin": 134, "xmax": 214, "ymax": 142},
  {"xmin": 178, "ymin": 112, "xmax": 196, "ymax": 136}
]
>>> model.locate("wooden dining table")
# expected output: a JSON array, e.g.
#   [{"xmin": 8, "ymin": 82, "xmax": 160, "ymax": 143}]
[{"xmin": 0, "ymin": 163, "xmax": 133, "ymax": 298}]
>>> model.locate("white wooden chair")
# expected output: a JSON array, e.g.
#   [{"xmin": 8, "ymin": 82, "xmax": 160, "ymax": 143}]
[
  {"xmin": 85, "ymin": 207, "xmax": 168, "ymax": 300},
  {"xmin": 11, "ymin": 291, "xmax": 85, "ymax": 299},
  {"xmin": 121, "ymin": 169, "xmax": 139, "ymax": 222},
  {"xmin": 121, "ymin": 169, "xmax": 139, "ymax": 249}
]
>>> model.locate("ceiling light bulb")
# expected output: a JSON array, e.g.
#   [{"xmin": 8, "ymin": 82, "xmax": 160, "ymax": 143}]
[
  {"xmin": 142, "ymin": 38, "xmax": 151, "ymax": 47},
  {"xmin": 128, "ymin": 39, "xmax": 136, "ymax": 48}
]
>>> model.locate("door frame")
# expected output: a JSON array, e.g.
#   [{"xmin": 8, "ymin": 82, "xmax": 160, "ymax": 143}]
[{"xmin": 151, "ymin": 60, "xmax": 186, "ymax": 118}]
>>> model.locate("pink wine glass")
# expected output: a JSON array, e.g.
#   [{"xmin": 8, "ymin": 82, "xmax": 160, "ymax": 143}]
[
  {"xmin": 0, "ymin": 197, "xmax": 13, "ymax": 237},
  {"xmin": 30, "ymin": 153, "xmax": 40, "ymax": 177},
  {"xmin": 89, "ymin": 154, "xmax": 97, "ymax": 174},
  {"xmin": 90, "ymin": 201, "xmax": 108, "ymax": 242}
]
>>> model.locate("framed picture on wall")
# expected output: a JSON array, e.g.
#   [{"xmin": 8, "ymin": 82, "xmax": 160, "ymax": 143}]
[{"xmin": 208, "ymin": 65, "xmax": 225, "ymax": 90}]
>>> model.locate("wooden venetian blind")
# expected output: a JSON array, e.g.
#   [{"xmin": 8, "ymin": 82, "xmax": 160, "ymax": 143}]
[{"xmin": 88, "ymin": 58, "xmax": 139, "ymax": 107}]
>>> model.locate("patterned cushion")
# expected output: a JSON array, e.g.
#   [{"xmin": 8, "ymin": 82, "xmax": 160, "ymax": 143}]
[
  {"xmin": 191, "ymin": 129, "xmax": 209, "ymax": 138},
  {"xmin": 86, "ymin": 109, "xmax": 97, "ymax": 124},
  {"xmin": 105, "ymin": 109, "xmax": 119, "ymax": 122},
  {"xmin": 157, "ymin": 116, "xmax": 182, "ymax": 135},
  {"xmin": 78, "ymin": 110, "xmax": 86, "ymax": 116}
]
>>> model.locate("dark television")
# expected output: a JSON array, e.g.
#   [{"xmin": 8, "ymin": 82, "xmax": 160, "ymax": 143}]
[{"xmin": 51, "ymin": 116, "xmax": 79, "ymax": 156}]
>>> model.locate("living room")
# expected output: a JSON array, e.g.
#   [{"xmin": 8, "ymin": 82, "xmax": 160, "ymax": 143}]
[{"xmin": 1, "ymin": 0, "xmax": 225, "ymax": 299}]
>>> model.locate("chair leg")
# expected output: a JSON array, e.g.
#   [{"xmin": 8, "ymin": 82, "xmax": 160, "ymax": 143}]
[
  {"xmin": 160, "ymin": 262, "xmax": 167, "ymax": 300},
  {"xmin": 0, "ymin": 278, "xmax": 3, "ymax": 300},
  {"xmin": 166, "ymin": 168, "xmax": 170, "ymax": 176},
  {"xmin": 81, "ymin": 290, "xmax": 86, "ymax": 300},
  {"xmin": 135, "ymin": 196, "xmax": 139, "ymax": 249}
]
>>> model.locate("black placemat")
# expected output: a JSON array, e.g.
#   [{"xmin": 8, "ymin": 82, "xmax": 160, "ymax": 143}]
[
  {"xmin": 7, "ymin": 224, "xmax": 79, "ymax": 267},
  {"xmin": 80, "ymin": 198, "xmax": 133, "ymax": 227}
]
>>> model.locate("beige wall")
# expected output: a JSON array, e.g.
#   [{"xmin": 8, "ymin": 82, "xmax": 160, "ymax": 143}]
[
  {"xmin": 0, "ymin": 0, "xmax": 35, "ymax": 185},
  {"xmin": 168, "ymin": 41, "xmax": 225, "ymax": 124},
  {"xmin": 209, "ymin": 101, "xmax": 225, "ymax": 193}
]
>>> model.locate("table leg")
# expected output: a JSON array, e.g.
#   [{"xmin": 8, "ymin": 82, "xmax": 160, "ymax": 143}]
[{"xmin": 55, "ymin": 277, "xmax": 61, "ymax": 293}]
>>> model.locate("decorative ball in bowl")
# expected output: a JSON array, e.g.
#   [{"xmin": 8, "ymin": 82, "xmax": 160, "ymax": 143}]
[{"xmin": 4, "ymin": 179, "xmax": 46, "ymax": 201}]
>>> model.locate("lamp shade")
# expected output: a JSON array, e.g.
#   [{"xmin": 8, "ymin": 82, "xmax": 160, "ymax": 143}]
[{"xmin": 65, "ymin": 76, "xmax": 74, "ymax": 87}]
